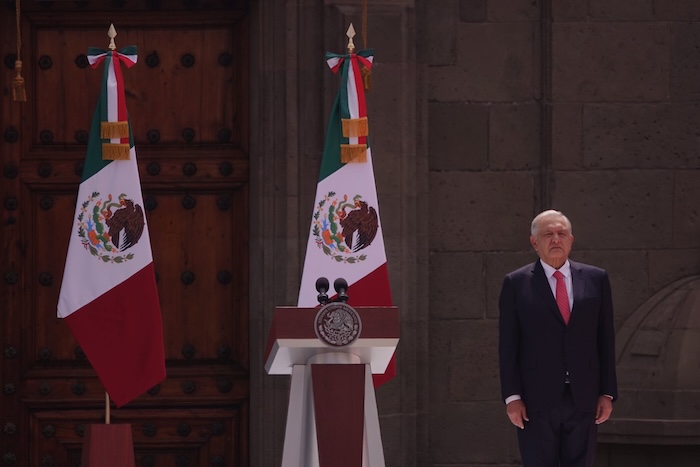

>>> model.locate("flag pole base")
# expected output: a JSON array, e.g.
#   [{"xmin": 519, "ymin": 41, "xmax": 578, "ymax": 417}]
[{"xmin": 81, "ymin": 424, "xmax": 135, "ymax": 467}]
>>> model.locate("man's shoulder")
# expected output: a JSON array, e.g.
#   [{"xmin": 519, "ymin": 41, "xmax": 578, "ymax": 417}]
[
  {"xmin": 504, "ymin": 259, "xmax": 609, "ymax": 278},
  {"xmin": 505, "ymin": 261, "xmax": 539, "ymax": 278},
  {"xmin": 569, "ymin": 259, "xmax": 607, "ymax": 276}
]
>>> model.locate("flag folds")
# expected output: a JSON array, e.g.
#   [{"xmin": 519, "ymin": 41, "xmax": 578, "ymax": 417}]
[
  {"xmin": 297, "ymin": 48, "xmax": 395, "ymax": 385},
  {"xmin": 58, "ymin": 46, "xmax": 165, "ymax": 407}
]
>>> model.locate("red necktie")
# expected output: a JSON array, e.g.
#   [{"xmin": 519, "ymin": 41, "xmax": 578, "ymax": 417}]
[{"xmin": 553, "ymin": 270, "xmax": 570, "ymax": 324}]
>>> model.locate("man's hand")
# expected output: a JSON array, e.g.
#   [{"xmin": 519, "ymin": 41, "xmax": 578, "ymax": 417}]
[
  {"xmin": 506, "ymin": 399, "xmax": 529, "ymax": 429},
  {"xmin": 595, "ymin": 396, "xmax": 613, "ymax": 425}
]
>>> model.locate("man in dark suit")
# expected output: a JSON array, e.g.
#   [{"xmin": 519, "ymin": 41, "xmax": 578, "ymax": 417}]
[{"xmin": 498, "ymin": 210, "xmax": 617, "ymax": 467}]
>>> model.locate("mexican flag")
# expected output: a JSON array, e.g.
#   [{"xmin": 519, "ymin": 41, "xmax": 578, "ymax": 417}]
[
  {"xmin": 297, "ymin": 48, "xmax": 395, "ymax": 386},
  {"xmin": 57, "ymin": 45, "xmax": 165, "ymax": 407}
]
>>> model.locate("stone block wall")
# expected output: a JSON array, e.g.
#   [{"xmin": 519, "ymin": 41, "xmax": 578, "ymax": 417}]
[{"xmin": 424, "ymin": 0, "xmax": 700, "ymax": 466}]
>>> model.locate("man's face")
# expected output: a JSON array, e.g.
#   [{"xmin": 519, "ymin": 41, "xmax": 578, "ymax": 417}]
[{"xmin": 530, "ymin": 216, "xmax": 574, "ymax": 269}]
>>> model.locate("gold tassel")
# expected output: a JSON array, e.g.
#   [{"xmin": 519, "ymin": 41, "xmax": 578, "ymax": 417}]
[
  {"xmin": 12, "ymin": 60, "xmax": 26, "ymax": 102},
  {"xmin": 101, "ymin": 121, "xmax": 129, "ymax": 139},
  {"xmin": 340, "ymin": 144, "xmax": 367, "ymax": 163},
  {"xmin": 13, "ymin": 0, "xmax": 26, "ymax": 102},
  {"xmin": 342, "ymin": 117, "xmax": 369, "ymax": 138},
  {"xmin": 102, "ymin": 143, "xmax": 131, "ymax": 160},
  {"xmin": 361, "ymin": 65, "xmax": 371, "ymax": 91}
]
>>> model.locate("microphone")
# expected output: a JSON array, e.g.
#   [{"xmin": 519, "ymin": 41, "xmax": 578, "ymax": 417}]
[
  {"xmin": 333, "ymin": 277, "xmax": 349, "ymax": 303},
  {"xmin": 316, "ymin": 277, "xmax": 330, "ymax": 305}
]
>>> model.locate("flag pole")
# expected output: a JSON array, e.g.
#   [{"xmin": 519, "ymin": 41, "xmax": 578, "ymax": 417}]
[
  {"xmin": 104, "ymin": 22, "xmax": 116, "ymax": 427},
  {"xmin": 105, "ymin": 21, "xmax": 115, "ymax": 428}
]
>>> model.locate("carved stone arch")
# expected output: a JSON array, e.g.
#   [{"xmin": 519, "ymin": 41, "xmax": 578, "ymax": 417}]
[{"xmin": 599, "ymin": 276, "xmax": 700, "ymax": 465}]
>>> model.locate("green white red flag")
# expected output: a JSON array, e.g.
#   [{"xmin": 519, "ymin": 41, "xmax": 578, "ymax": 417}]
[
  {"xmin": 297, "ymin": 48, "xmax": 395, "ymax": 386},
  {"xmin": 57, "ymin": 45, "xmax": 165, "ymax": 407}
]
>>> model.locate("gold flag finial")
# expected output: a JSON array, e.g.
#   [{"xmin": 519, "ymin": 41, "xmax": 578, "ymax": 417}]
[
  {"xmin": 346, "ymin": 23, "xmax": 356, "ymax": 53},
  {"xmin": 108, "ymin": 23, "xmax": 117, "ymax": 50}
]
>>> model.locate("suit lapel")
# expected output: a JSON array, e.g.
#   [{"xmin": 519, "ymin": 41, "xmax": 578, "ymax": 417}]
[
  {"xmin": 569, "ymin": 260, "xmax": 586, "ymax": 324},
  {"xmin": 532, "ymin": 261, "xmax": 565, "ymax": 323}
]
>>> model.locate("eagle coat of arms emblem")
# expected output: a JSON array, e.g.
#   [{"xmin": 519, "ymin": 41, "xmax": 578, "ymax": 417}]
[
  {"xmin": 77, "ymin": 191, "xmax": 145, "ymax": 263},
  {"xmin": 312, "ymin": 191, "xmax": 379, "ymax": 263}
]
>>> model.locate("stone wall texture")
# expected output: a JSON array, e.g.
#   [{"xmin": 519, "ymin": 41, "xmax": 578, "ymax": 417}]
[
  {"xmin": 421, "ymin": 0, "xmax": 700, "ymax": 466},
  {"xmin": 251, "ymin": 1, "xmax": 700, "ymax": 466}
]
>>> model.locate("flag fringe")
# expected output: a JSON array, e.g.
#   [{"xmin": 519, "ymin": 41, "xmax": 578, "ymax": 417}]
[
  {"xmin": 102, "ymin": 143, "xmax": 131, "ymax": 160},
  {"xmin": 342, "ymin": 117, "xmax": 369, "ymax": 138},
  {"xmin": 101, "ymin": 121, "xmax": 129, "ymax": 139},
  {"xmin": 340, "ymin": 144, "xmax": 367, "ymax": 163}
]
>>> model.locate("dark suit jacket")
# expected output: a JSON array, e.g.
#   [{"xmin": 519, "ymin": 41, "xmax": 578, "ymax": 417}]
[{"xmin": 499, "ymin": 260, "xmax": 618, "ymax": 412}]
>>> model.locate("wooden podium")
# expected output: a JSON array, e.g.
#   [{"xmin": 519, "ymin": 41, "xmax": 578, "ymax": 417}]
[{"xmin": 265, "ymin": 304, "xmax": 399, "ymax": 467}]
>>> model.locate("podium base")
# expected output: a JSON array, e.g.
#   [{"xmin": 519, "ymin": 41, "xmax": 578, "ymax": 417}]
[
  {"xmin": 281, "ymin": 354, "xmax": 385, "ymax": 467},
  {"xmin": 81, "ymin": 424, "xmax": 135, "ymax": 467}
]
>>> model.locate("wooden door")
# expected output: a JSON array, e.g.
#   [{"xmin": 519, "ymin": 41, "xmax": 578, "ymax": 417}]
[{"xmin": 0, "ymin": 2, "xmax": 249, "ymax": 466}]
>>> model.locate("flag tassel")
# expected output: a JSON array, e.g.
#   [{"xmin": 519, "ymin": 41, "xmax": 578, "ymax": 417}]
[
  {"xmin": 361, "ymin": 65, "xmax": 371, "ymax": 91},
  {"xmin": 12, "ymin": 0, "xmax": 26, "ymax": 102},
  {"xmin": 12, "ymin": 60, "xmax": 26, "ymax": 102}
]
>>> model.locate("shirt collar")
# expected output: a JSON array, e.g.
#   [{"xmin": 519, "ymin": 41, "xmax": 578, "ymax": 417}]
[{"xmin": 540, "ymin": 259, "xmax": 571, "ymax": 279}]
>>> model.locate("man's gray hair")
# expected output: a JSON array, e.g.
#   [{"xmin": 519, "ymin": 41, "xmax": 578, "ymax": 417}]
[{"xmin": 531, "ymin": 210, "xmax": 572, "ymax": 237}]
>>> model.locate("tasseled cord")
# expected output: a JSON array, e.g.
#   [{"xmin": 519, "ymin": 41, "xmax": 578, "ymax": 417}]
[
  {"xmin": 12, "ymin": 0, "xmax": 27, "ymax": 102},
  {"xmin": 360, "ymin": 0, "xmax": 371, "ymax": 91}
]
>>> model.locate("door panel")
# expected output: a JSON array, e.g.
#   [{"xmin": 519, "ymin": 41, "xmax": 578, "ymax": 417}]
[{"xmin": 0, "ymin": 2, "xmax": 249, "ymax": 465}]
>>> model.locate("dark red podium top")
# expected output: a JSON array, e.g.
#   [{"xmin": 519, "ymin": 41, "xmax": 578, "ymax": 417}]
[{"xmin": 264, "ymin": 306, "xmax": 399, "ymax": 375}]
